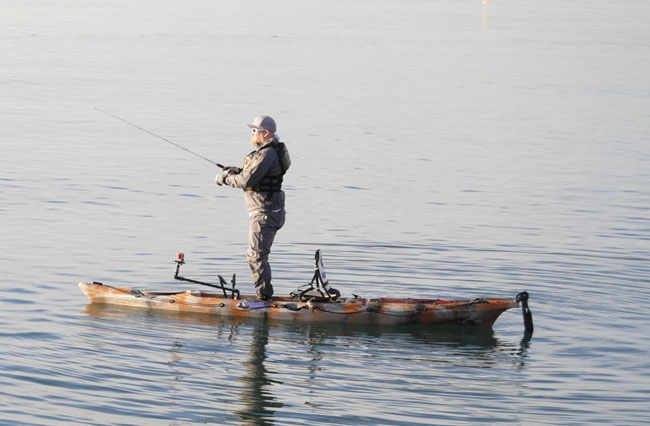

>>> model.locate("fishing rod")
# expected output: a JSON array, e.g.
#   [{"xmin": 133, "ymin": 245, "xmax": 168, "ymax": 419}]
[{"xmin": 95, "ymin": 107, "xmax": 224, "ymax": 169}]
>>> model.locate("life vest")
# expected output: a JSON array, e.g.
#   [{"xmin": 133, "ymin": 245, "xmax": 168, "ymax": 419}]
[{"xmin": 253, "ymin": 140, "xmax": 290, "ymax": 193}]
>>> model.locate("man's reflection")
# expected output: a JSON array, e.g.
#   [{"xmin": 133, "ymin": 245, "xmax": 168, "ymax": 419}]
[{"xmin": 236, "ymin": 319, "xmax": 282, "ymax": 425}]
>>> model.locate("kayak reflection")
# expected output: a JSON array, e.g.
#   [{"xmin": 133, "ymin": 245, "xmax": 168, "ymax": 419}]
[
  {"xmin": 82, "ymin": 302, "xmax": 527, "ymax": 353},
  {"xmin": 82, "ymin": 303, "xmax": 531, "ymax": 424}
]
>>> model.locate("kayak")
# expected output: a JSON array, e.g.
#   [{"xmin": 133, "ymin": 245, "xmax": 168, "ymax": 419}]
[
  {"xmin": 78, "ymin": 282, "xmax": 525, "ymax": 327},
  {"xmin": 78, "ymin": 251, "xmax": 533, "ymax": 329}
]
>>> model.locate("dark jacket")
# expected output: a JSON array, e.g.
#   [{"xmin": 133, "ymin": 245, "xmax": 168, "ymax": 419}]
[{"xmin": 223, "ymin": 137, "xmax": 286, "ymax": 215}]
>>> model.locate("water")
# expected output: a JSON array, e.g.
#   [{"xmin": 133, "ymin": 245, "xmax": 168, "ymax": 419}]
[{"xmin": 2, "ymin": 0, "xmax": 650, "ymax": 424}]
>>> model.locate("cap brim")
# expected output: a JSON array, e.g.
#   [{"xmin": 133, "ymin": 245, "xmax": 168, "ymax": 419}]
[{"xmin": 247, "ymin": 123, "xmax": 263, "ymax": 130}]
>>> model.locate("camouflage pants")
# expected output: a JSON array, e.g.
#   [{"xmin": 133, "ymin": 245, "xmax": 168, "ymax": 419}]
[{"xmin": 247, "ymin": 210, "xmax": 285, "ymax": 298}]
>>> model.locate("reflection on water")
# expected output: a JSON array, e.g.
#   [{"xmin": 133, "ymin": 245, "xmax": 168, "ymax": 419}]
[
  {"xmin": 82, "ymin": 303, "xmax": 532, "ymax": 424},
  {"xmin": 236, "ymin": 319, "xmax": 282, "ymax": 426},
  {"xmin": 82, "ymin": 302, "xmax": 526, "ymax": 353}
]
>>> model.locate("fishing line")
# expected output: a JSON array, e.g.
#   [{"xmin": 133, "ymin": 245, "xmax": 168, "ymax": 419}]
[{"xmin": 95, "ymin": 107, "xmax": 224, "ymax": 169}]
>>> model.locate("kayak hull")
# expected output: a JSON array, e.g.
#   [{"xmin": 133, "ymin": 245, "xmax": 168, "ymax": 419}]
[{"xmin": 78, "ymin": 282, "xmax": 518, "ymax": 327}]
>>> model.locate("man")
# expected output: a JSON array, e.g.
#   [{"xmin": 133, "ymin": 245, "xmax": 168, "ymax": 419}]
[{"xmin": 216, "ymin": 115, "xmax": 290, "ymax": 301}]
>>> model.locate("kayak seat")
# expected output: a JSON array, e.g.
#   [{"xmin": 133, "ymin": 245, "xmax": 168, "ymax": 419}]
[{"xmin": 290, "ymin": 250, "xmax": 340, "ymax": 302}]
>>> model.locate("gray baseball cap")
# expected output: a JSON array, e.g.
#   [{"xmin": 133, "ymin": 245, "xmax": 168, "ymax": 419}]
[{"xmin": 247, "ymin": 115, "xmax": 276, "ymax": 133}]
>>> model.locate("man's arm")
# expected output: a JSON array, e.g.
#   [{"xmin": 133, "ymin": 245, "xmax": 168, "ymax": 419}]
[{"xmin": 224, "ymin": 149, "xmax": 275, "ymax": 189}]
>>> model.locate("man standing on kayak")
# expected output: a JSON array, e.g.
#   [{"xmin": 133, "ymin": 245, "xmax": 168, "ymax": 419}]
[{"xmin": 215, "ymin": 115, "xmax": 290, "ymax": 301}]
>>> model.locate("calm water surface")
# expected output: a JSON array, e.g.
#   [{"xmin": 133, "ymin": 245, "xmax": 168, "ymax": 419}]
[{"xmin": 2, "ymin": 0, "xmax": 650, "ymax": 424}]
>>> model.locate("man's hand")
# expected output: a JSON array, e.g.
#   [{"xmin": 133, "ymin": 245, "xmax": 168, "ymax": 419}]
[
  {"xmin": 215, "ymin": 173, "xmax": 228, "ymax": 186},
  {"xmin": 224, "ymin": 166, "xmax": 242, "ymax": 175}
]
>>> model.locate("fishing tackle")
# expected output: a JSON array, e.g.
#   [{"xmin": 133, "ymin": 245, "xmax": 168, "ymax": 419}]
[{"xmin": 95, "ymin": 107, "xmax": 224, "ymax": 169}]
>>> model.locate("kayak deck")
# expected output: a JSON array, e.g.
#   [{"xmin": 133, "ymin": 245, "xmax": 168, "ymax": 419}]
[{"xmin": 78, "ymin": 281, "xmax": 519, "ymax": 327}]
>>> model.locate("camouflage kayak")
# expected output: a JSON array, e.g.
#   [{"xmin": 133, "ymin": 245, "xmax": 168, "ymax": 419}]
[
  {"xmin": 78, "ymin": 282, "xmax": 527, "ymax": 327},
  {"xmin": 78, "ymin": 251, "xmax": 533, "ymax": 329}
]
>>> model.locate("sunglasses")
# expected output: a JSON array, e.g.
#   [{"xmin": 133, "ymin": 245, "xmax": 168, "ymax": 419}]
[{"xmin": 251, "ymin": 128, "xmax": 267, "ymax": 134}]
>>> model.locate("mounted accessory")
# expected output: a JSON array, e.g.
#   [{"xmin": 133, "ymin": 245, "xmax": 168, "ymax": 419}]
[{"xmin": 173, "ymin": 253, "xmax": 240, "ymax": 299}]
